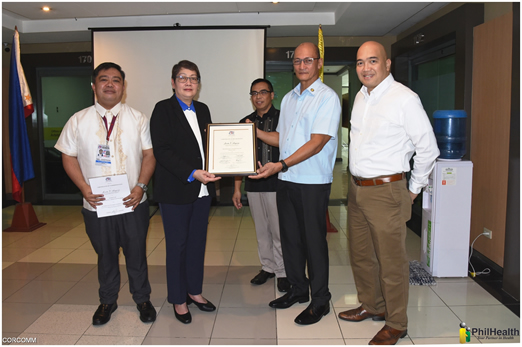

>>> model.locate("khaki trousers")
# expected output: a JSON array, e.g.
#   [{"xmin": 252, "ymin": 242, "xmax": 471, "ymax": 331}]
[{"xmin": 347, "ymin": 177, "xmax": 411, "ymax": 330}]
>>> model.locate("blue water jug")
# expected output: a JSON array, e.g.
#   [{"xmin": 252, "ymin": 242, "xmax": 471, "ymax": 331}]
[{"xmin": 433, "ymin": 110, "xmax": 467, "ymax": 160}]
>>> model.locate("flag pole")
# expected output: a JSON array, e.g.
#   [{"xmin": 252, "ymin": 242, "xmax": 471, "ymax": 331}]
[
  {"xmin": 318, "ymin": 24, "xmax": 337, "ymax": 233},
  {"xmin": 318, "ymin": 24, "xmax": 324, "ymax": 82}
]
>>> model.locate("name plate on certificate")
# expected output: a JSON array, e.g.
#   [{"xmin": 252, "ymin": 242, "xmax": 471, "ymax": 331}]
[{"xmin": 206, "ymin": 123, "xmax": 257, "ymax": 176}]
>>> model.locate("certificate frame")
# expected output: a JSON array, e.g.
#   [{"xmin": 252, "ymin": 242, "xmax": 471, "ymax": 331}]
[{"xmin": 206, "ymin": 123, "xmax": 257, "ymax": 176}]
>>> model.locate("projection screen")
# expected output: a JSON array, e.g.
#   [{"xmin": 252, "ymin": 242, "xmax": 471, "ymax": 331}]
[{"xmin": 92, "ymin": 27, "xmax": 266, "ymax": 123}]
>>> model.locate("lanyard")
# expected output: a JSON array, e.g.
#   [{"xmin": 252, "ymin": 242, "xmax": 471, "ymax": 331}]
[{"xmin": 102, "ymin": 115, "xmax": 117, "ymax": 142}]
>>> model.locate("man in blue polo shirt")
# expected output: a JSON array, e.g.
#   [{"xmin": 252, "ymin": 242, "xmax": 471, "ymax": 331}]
[{"xmin": 251, "ymin": 42, "xmax": 341, "ymax": 325}]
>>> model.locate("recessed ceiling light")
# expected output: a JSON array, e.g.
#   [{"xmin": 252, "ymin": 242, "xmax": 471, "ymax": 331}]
[{"xmin": 42, "ymin": 6, "xmax": 51, "ymax": 12}]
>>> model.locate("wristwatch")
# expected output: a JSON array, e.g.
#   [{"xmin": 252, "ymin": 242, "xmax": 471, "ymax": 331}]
[
  {"xmin": 279, "ymin": 159, "xmax": 289, "ymax": 173},
  {"xmin": 137, "ymin": 183, "xmax": 148, "ymax": 192}
]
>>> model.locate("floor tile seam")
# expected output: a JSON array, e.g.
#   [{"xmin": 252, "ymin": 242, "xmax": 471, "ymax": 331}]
[
  {"xmin": 81, "ymin": 331, "xmax": 150, "ymax": 338},
  {"xmin": 427, "ymin": 284, "xmax": 453, "ymax": 309},
  {"xmin": 408, "ymin": 333, "xmax": 460, "ymax": 338},
  {"xmin": 2, "ymin": 239, "xmax": 27, "ymax": 247},
  {"xmin": 2, "ymin": 278, "xmax": 37, "ymax": 302},
  {"xmin": 17, "ymin": 303, "xmax": 65, "ymax": 336},
  {"xmin": 79, "ymin": 336, "xmax": 145, "ymax": 344},
  {"xmin": 19, "ymin": 331, "xmax": 84, "ymax": 337},
  {"xmin": 331, "ymin": 304, "xmax": 350, "ymax": 341},
  {"xmin": 207, "ymin": 264, "xmax": 231, "ymax": 339},
  {"xmin": 39, "ymin": 241, "xmax": 90, "ymax": 251},
  {"xmin": 66, "ymin": 263, "xmax": 98, "ymax": 283},
  {"xmin": 228, "ymin": 231, "xmax": 241, "ymax": 254},
  {"xmin": 217, "ymin": 305, "xmax": 277, "ymax": 309},
  {"xmin": 274, "ymin": 304, "xmax": 280, "ymax": 343},
  {"xmin": 444, "ymin": 305, "xmax": 470, "ymax": 327},
  {"xmin": 447, "ymin": 303, "xmax": 516, "ymax": 308},
  {"xmin": 3, "ymin": 261, "xmax": 56, "ymax": 277},
  {"xmin": 144, "ymin": 237, "xmax": 164, "ymax": 255},
  {"xmin": 37, "ymin": 277, "xmax": 91, "ymax": 308},
  {"xmin": 277, "ymin": 337, "xmax": 345, "ymax": 340}
]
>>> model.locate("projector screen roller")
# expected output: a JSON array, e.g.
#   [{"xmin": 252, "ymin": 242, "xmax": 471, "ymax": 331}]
[{"xmin": 92, "ymin": 27, "xmax": 266, "ymax": 123}]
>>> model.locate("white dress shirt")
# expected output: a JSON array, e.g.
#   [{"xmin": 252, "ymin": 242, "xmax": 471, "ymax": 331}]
[
  {"xmin": 349, "ymin": 74, "xmax": 439, "ymax": 194},
  {"xmin": 55, "ymin": 102, "xmax": 152, "ymax": 211},
  {"xmin": 183, "ymin": 108, "xmax": 209, "ymax": 198}
]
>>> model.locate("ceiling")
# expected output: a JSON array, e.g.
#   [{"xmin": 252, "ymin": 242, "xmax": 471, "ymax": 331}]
[{"xmin": 2, "ymin": 2, "xmax": 449, "ymax": 45}]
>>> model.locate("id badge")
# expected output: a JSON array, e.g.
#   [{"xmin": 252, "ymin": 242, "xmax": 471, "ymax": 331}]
[{"xmin": 95, "ymin": 144, "xmax": 112, "ymax": 166}]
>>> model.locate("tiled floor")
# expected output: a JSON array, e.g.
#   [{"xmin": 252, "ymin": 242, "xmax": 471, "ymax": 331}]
[
  {"xmin": 2, "ymin": 156, "xmax": 519, "ymax": 345},
  {"xmin": 3, "ymin": 203, "xmax": 519, "ymax": 345}
]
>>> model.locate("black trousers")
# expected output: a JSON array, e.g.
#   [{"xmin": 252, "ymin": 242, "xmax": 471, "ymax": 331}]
[
  {"xmin": 160, "ymin": 196, "xmax": 211, "ymax": 304},
  {"xmin": 276, "ymin": 180, "xmax": 332, "ymax": 306},
  {"xmin": 82, "ymin": 201, "xmax": 151, "ymax": 304}
]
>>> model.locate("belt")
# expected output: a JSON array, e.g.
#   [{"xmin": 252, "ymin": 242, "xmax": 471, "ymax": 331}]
[{"xmin": 352, "ymin": 173, "xmax": 406, "ymax": 187}]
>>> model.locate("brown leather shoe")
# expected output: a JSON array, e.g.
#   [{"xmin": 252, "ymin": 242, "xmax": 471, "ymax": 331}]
[
  {"xmin": 369, "ymin": 325, "xmax": 407, "ymax": 345},
  {"xmin": 338, "ymin": 306, "xmax": 385, "ymax": 322}
]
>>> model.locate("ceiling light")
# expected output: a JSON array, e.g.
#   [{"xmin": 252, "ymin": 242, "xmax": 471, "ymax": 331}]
[{"xmin": 42, "ymin": 6, "xmax": 51, "ymax": 12}]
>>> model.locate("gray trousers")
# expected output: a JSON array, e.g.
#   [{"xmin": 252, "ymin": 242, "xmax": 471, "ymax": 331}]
[
  {"xmin": 247, "ymin": 192, "xmax": 286, "ymax": 277},
  {"xmin": 82, "ymin": 201, "xmax": 151, "ymax": 305}
]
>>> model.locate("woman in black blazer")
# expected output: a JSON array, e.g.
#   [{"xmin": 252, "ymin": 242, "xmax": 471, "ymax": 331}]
[{"xmin": 150, "ymin": 60, "xmax": 221, "ymax": 324}]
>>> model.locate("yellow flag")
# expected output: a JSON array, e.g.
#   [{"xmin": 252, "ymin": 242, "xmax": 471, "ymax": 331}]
[{"xmin": 318, "ymin": 24, "xmax": 324, "ymax": 82}]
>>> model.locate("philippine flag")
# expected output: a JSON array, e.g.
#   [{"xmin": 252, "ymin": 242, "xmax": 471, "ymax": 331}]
[{"xmin": 9, "ymin": 28, "xmax": 35, "ymax": 202}]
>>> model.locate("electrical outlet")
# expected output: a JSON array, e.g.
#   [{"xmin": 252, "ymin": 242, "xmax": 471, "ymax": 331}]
[{"xmin": 483, "ymin": 227, "xmax": 492, "ymax": 239}]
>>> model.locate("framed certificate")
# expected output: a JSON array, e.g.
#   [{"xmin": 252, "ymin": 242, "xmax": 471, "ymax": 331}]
[{"xmin": 206, "ymin": 123, "xmax": 257, "ymax": 176}]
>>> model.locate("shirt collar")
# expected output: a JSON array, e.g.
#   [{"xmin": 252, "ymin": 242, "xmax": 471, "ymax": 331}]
[
  {"xmin": 253, "ymin": 104, "xmax": 277, "ymax": 119},
  {"xmin": 293, "ymin": 78, "xmax": 323, "ymax": 96},
  {"xmin": 361, "ymin": 74, "xmax": 394, "ymax": 99},
  {"xmin": 176, "ymin": 95, "xmax": 195, "ymax": 112},
  {"xmin": 95, "ymin": 102, "xmax": 122, "ymax": 118}
]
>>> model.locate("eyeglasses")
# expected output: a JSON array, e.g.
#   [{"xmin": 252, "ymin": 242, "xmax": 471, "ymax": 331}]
[
  {"xmin": 293, "ymin": 57, "xmax": 319, "ymax": 66},
  {"xmin": 176, "ymin": 75, "xmax": 200, "ymax": 84},
  {"xmin": 249, "ymin": 90, "xmax": 271, "ymax": 97}
]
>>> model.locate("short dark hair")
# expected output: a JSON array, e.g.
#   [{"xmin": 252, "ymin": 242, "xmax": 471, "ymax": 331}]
[
  {"xmin": 171, "ymin": 60, "xmax": 201, "ymax": 81},
  {"xmin": 92, "ymin": 62, "xmax": 125, "ymax": 83},
  {"xmin": 250, "ymin": 78, "xmax": 274, "ymax": 93}
]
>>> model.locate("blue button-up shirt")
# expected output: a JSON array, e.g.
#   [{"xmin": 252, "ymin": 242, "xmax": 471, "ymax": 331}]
[{"xmin": 277, "ymin": 78, "xmax": 341, "ymax": 184}]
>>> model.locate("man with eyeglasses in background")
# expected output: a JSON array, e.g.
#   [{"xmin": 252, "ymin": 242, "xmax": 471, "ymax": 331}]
[
  {"xmin": 232, "ymin": 78, "xmax": 290, "ymax": 293},
  {"xmin": 250, "ymin": 43, "xmax": 341, "ymax": 325}
]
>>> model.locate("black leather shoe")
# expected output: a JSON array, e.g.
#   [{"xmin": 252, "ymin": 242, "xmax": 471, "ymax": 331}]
[
  {"xmin": 137, "ymin": 301, "xmax": 156, "ymax": 323},
  {"xmin": 251, "ymin": 270, "xmax": 275, "ymax": 285},
  {"xmin": 186, "ymin": 295, "xmax": 216, "ymax": 312},
  {"xmin": 294, "ymin": 303, "xmax": 330, "ymax": 325},
  {"xmin": 269, "ymin": 291, "xmax": 309, "ymax": 309},
  {"xmin": 92, "ymin": 303, "xmax": 117, "ymax": 325},
  {"xmin": 174, "ymin": 306, "xmax": 192, "ymax": 324},
  {"xmin": 277, "ymin": 277, "xmax": 291, "ymax": 293}
]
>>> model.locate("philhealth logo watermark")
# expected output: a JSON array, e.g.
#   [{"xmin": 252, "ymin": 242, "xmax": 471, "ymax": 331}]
[
  {"xmin": 459, "ymin": 322, "xmax": 471, "ymax": 343},
  {"xmin": 459, "ymin": 322, "xmax": 519, "ymax": 343}
]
